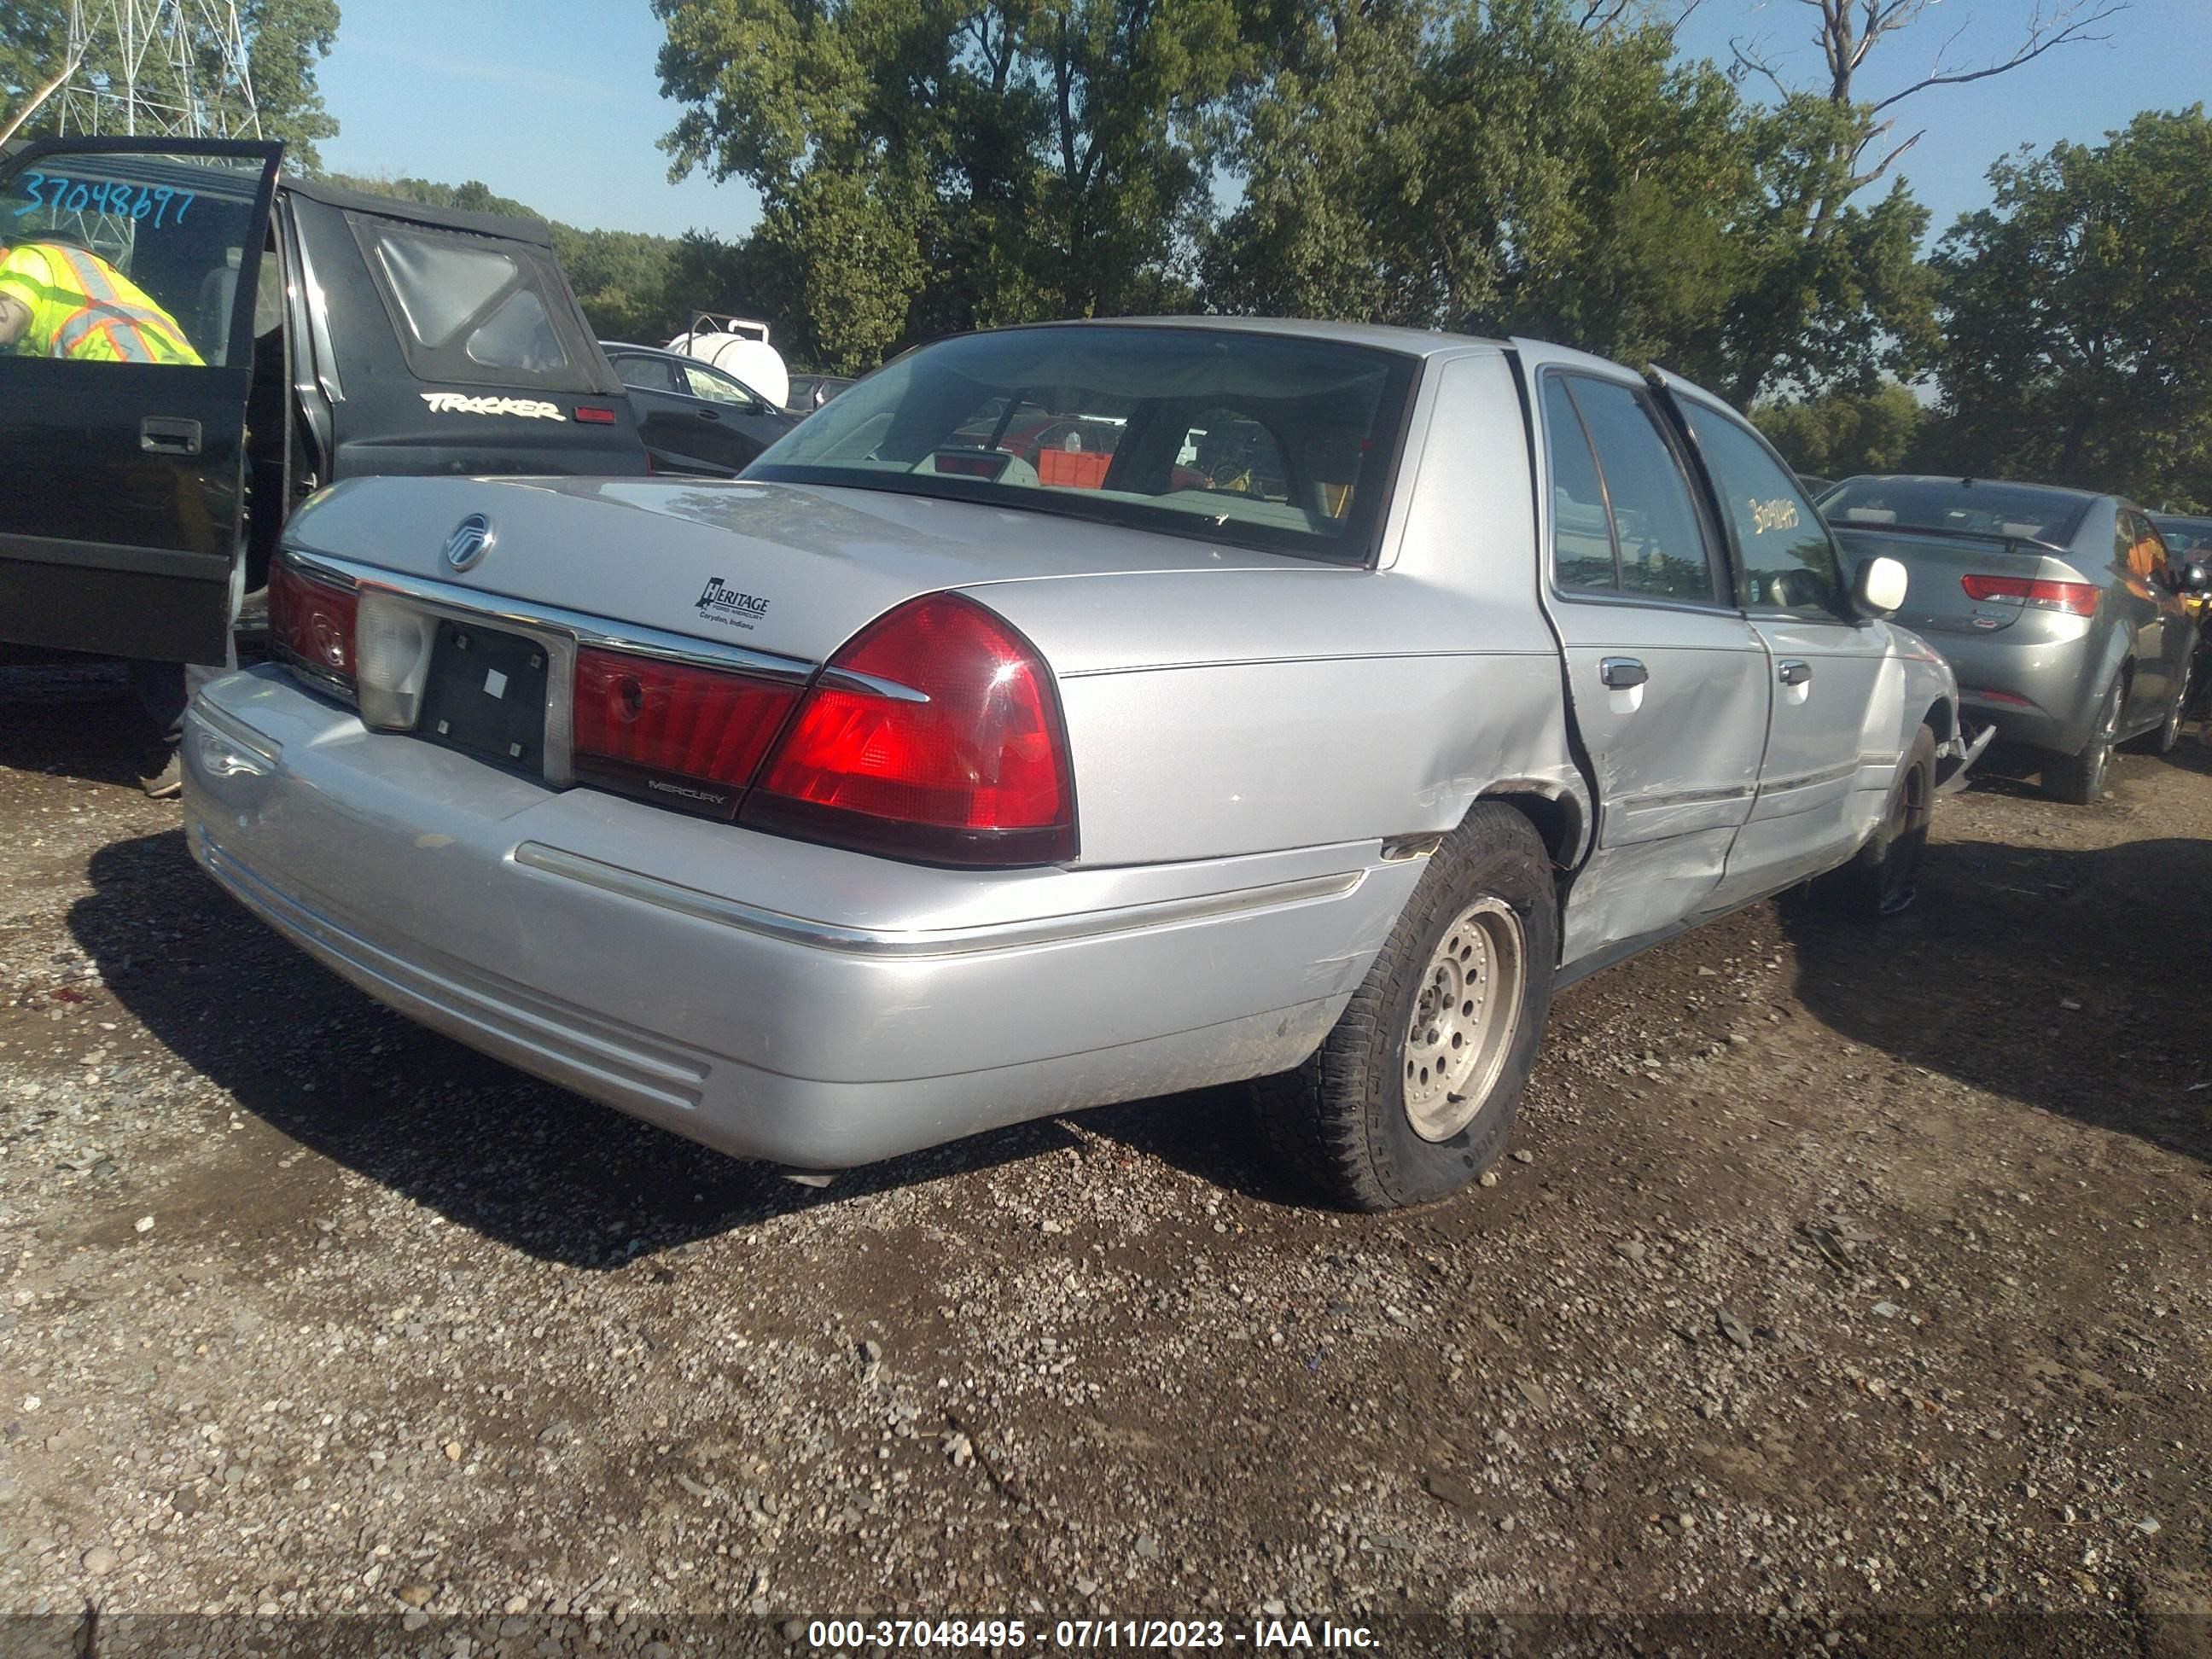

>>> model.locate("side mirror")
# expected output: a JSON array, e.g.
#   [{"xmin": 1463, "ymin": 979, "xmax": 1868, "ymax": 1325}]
[
  {"xmin": 2180, "ymin": 561, "xmax": 2209, "ymax": 594},
  {"xmin": 1854, "ymin": 555, "xmax": 1909, "ymax": 619}
]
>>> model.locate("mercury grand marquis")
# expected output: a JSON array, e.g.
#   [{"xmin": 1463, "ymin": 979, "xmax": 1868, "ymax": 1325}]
[{"xmin": 183, "ymin": 319, "xmax": 1971, "ymax": 1209}]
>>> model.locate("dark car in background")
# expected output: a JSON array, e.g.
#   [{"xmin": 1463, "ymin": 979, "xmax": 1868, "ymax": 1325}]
[
  {"xmin": 603, "ymin": 341, "xmax": 796, "ymax": 475},
  {"xmin": 0, "ymin": 134, "xmax": 650, "ymax": 671},
  {"xmin": 1820, "ymin": 475, "xmax": 2204, "ymax": 801},
  {"xmin": 2151, "ymin": 513, "xmax": 2212, "ymax": 561},
  {"xmin": 2151, "ymin": 511, "xmax": 2212, "ymax": 713}
]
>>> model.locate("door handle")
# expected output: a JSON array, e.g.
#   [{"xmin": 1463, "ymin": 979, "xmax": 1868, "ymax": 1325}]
[
  {"xmin": 1778, "ymin": 660, "xmax": 1813, "ymax": 687},
  {"xmin": 1599, "ymin": 657, "xmax": 1648, "ymax": 690},
  {"xmin": 697, "ymin": 408, "xmax": 722, "ymax": 421},
  {"xmin": 140, "ymin": 416, "xmax": 202, "ymax": 456}
]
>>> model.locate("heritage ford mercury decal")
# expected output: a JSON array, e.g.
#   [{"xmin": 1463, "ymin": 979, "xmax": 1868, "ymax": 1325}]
[
  {"xmin": 696, "ymin": 577, "xmax": 771, "ymax": 631},
  {"xmin": 420, "ymin": 393, "xmax": 567, "ymax": 421}
]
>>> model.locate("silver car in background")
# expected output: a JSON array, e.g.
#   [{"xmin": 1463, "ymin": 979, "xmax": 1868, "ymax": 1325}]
[
  {"xmin": 183, "ymin": 320, "xmax": 1962, "ymax": 1211},
  {"xmin": 1820, "ymin": 476, "xmax": 2204, "ymax": 802}
]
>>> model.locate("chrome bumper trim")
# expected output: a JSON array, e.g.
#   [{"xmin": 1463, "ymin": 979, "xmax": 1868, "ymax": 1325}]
[{"xmin": 510, "ymin": 841, "xmax": 1366, "ymax": 959}]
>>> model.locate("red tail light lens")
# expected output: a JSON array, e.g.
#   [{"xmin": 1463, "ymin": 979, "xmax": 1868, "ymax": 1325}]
[
  {"xmin": 1961, "ymin": 574, "xmax": 2099, "ymax": 616},
  {"xmin": 269, "ymin": 556, "xmax": 359, "ymax": 696},
  {"xmin": 572, "ymin": 647, "xmax": 802, "ymax": 819},
  {"xmin": 573, "ymin": 405, "xmax": 619, "ymax": 424},
  {"xmin": 742, "ymin": 592, "xmax": 1076, "ymax": 865}
]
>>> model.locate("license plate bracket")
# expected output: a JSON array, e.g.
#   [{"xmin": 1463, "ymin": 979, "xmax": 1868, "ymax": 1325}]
[{"xmin": 416, "ymin": 620, "xmax": 550, "ymax": 772}]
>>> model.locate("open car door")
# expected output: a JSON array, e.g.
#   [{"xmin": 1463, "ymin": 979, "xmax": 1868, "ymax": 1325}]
[{"xmin": 0, "ymin": 136, "xmax": 282, "ymax": 665}]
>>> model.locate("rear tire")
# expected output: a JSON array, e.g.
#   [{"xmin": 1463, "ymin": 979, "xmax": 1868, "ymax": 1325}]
[
  {"xmin": 2046, "ymin": 672, "xmax": 2124, "ymax": 805},
  {"xmin": 1831, "ymin": 725, "xmax": 1936, "ymax": 917},
  {"xmin": 1255, "ymin": 804, "xmax": 1557, "ymax": 1211}
]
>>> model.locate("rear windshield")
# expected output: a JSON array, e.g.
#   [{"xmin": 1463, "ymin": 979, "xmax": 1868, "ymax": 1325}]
[
  {"xmin": 2151, "ymin": 515, "xmax": 2212, "ymax": 556},
  {"xmin": 744, "ymin": 325, "xmax": 1418, "ymax": 563},
  {"xmin": 1819, "ymin": 478, "xmax": 2091, "ymax": 545}
]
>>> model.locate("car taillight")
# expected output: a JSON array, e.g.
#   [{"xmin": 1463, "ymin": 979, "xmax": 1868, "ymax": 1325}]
[
  {"xmin": 269, "ymin": 556, "xmax": 359, "ymax": 695},
  {"xmin": 742, "ymin": 592, "xmax": 1075, "ymax": 866},
  {"xmin": 1960, "ymin": 573, "xmax": 2099, "ymax": 616},
  {"xmin": 570, "ymin": 647, "xmax": 801, "ymax": 820}
]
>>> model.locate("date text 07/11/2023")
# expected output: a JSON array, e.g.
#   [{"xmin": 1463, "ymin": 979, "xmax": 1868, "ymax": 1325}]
[{"xmin": 805, "ymin": 1617, "xmax": 1379, "ymax": 1651}]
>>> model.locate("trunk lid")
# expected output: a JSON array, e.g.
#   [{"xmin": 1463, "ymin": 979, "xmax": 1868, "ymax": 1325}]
[
  {"xmin": 1831, "ymin": 522, "xmax": 2093, "ymax": 637},
  {"xmin": 283, "ymin": 474, "xmax": 1299, "ymax": 666}
]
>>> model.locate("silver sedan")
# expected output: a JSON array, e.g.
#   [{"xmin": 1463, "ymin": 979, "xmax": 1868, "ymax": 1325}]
[
  {"xmin": 184, "ymin": 320, "xmax": 1961, "ymax": 1209},
  {"xmin": 1822, "ymin": 475, "xmax": 2203, "ymax": 801}
]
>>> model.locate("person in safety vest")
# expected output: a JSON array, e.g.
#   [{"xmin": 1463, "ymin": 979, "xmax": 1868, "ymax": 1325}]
[{"xmin": 0, "ymin": 237, "xmax": 203, "ymax": 364}]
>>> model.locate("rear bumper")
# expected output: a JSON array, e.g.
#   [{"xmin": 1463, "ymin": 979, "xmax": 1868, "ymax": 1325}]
[
  {"xmin": 182, "ymin": 667, "xmax": 1417, "ymax": 1167},
  {"xmin": 1928, "ymin": 626, "xmax": 2105, "ymax": 757}
]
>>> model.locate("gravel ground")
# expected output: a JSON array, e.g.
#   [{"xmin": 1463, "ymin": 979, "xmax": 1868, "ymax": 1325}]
[{"xmin": 1, "ymin": 668, "xmax": 2208, "ymax": 1656}]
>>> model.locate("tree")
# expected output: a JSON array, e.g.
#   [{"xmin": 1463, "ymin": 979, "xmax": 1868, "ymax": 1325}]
[
  {"xmin": 1205, "ymin": 0, "xmax": 1919, "ymax": 398},
  {"xmin": 1751, "ymin": 381, "xmax": 1924, "ymax": 478},
  {"xmin": 0, "ymin": 0, "xmax": 340, "ymax": 171},
  {"xmin": 1720, "ymin": 0, "xmax": 2127, "ymax": 402},
  {"xmin": 1931, "ymin": 107, "xmax": 2212, "ymax": 509},
  {"xmin": 652, "ymin": 0, "xmax": 1260, "ymax": 371}
]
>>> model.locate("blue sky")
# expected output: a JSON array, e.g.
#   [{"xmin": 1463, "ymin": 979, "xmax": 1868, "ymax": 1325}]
[{"xmin": 317, "ymin": 0, "xmax": 2209, "ymax": 244}]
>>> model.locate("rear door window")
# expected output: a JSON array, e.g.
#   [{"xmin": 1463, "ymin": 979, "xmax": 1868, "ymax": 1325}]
[
  {"xmin": 1541, "ymin": 378, "xmax": 1618, "ymax": 591},
  {"xmin": 349, "ymin": 215, "xmax": 597, "ymax": 392},
  {"xmin": 1542, "ymin": 374, "xmax": 1719, "ymax": 603},
  {"xmin": 611, "ymin": 352, "xmax": 678, "ymax": 393}
]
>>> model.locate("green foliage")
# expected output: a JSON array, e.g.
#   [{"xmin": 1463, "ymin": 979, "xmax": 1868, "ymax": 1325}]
[
  {"xmin": 1932, "ymin": 107, "xmax": 2212, "ymax": 511},
  {"xmin": 1205, "ymin": 3, "xmax": 1934, "ymax": 403},
  {"xmin": 653, "ymin": 0, "xmax": 1261, "ymax": 371},
  {"xmin": 648, "ymin": 0, "xmax": 1941, "ymax": 398},
  {"xmin": 1752, "ymin": 383, "xmax": 1926, "ymax": 479},
  {"xmin": 0, "ymin": 0, "xmax": 339, "ymax": 172}
]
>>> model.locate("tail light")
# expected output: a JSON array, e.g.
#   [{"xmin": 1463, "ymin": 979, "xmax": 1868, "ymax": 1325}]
[
  {"xmin": 741, "ymin": 592, "xmax": 1075, "ymax": 866},
  {"xmin": 571, "ymin": 647, "xmax": 801, "ymax": 819},
  {"xmin": 1961, "ymin": 574, "xmax": 2099, "ymax": 616},
  {"xmin": 269, "ymin": 556, "xmax": 359, "ymax": 696}
]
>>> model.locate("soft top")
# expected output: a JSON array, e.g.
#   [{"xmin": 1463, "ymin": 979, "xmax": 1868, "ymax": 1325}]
[{"xmin": 279, "ymin": 173, "xmax": 556, "ymax": 247}]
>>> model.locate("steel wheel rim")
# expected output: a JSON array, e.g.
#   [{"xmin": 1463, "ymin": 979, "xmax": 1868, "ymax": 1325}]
[
  {"xmin": 2087, "ymin": 681, "xmax": 2122, "ymax": 792},
  {"xmin": 1402, "ymin": 896, "xmax": 1527, "ymax": 1143}
]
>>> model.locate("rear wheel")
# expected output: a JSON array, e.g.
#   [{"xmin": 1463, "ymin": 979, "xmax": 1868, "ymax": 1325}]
[
  {"xmin": 2046, "ymin": 672, "xmax": 2124, "ymax": 805},
  {"xmin": 1831, "ymin": 725, "xmax": 1936, "ymax": 917},
  {"xmin": 1256, "ymin": 805, "xmax": 1557, "ymax": 1211}
]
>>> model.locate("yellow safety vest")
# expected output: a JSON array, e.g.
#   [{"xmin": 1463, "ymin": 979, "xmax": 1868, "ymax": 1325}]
[{"xmin": 0, "ymin": 242, "xmax": 203, "ymax": 365}]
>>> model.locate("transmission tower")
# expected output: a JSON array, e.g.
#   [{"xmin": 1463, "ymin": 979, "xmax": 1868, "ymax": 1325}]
[{"xmin": 56, "ymin": 0, "xmax": 260, "ymax": 141}]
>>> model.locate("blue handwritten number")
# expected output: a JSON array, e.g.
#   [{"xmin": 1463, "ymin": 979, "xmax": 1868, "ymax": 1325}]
[{"xmin": 8, "ymin": 172, "xmax": 199, "ymax": 226}]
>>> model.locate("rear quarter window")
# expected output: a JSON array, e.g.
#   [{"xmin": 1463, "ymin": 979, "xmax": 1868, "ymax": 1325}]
[{"xmin": 347, "ymin": 215, "xmax": 600, "ymax": 393}]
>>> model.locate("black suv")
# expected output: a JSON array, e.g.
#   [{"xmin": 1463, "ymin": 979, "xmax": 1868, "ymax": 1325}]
[{"xmin": 0, "ymin": 136, "xmax": 650, "ymax": 668}]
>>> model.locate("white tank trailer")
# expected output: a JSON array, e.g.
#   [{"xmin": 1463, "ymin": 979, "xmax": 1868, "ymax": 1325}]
[{"xmin": 668, "ymin": 314, "xmax": 790, "ymax": 410}]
